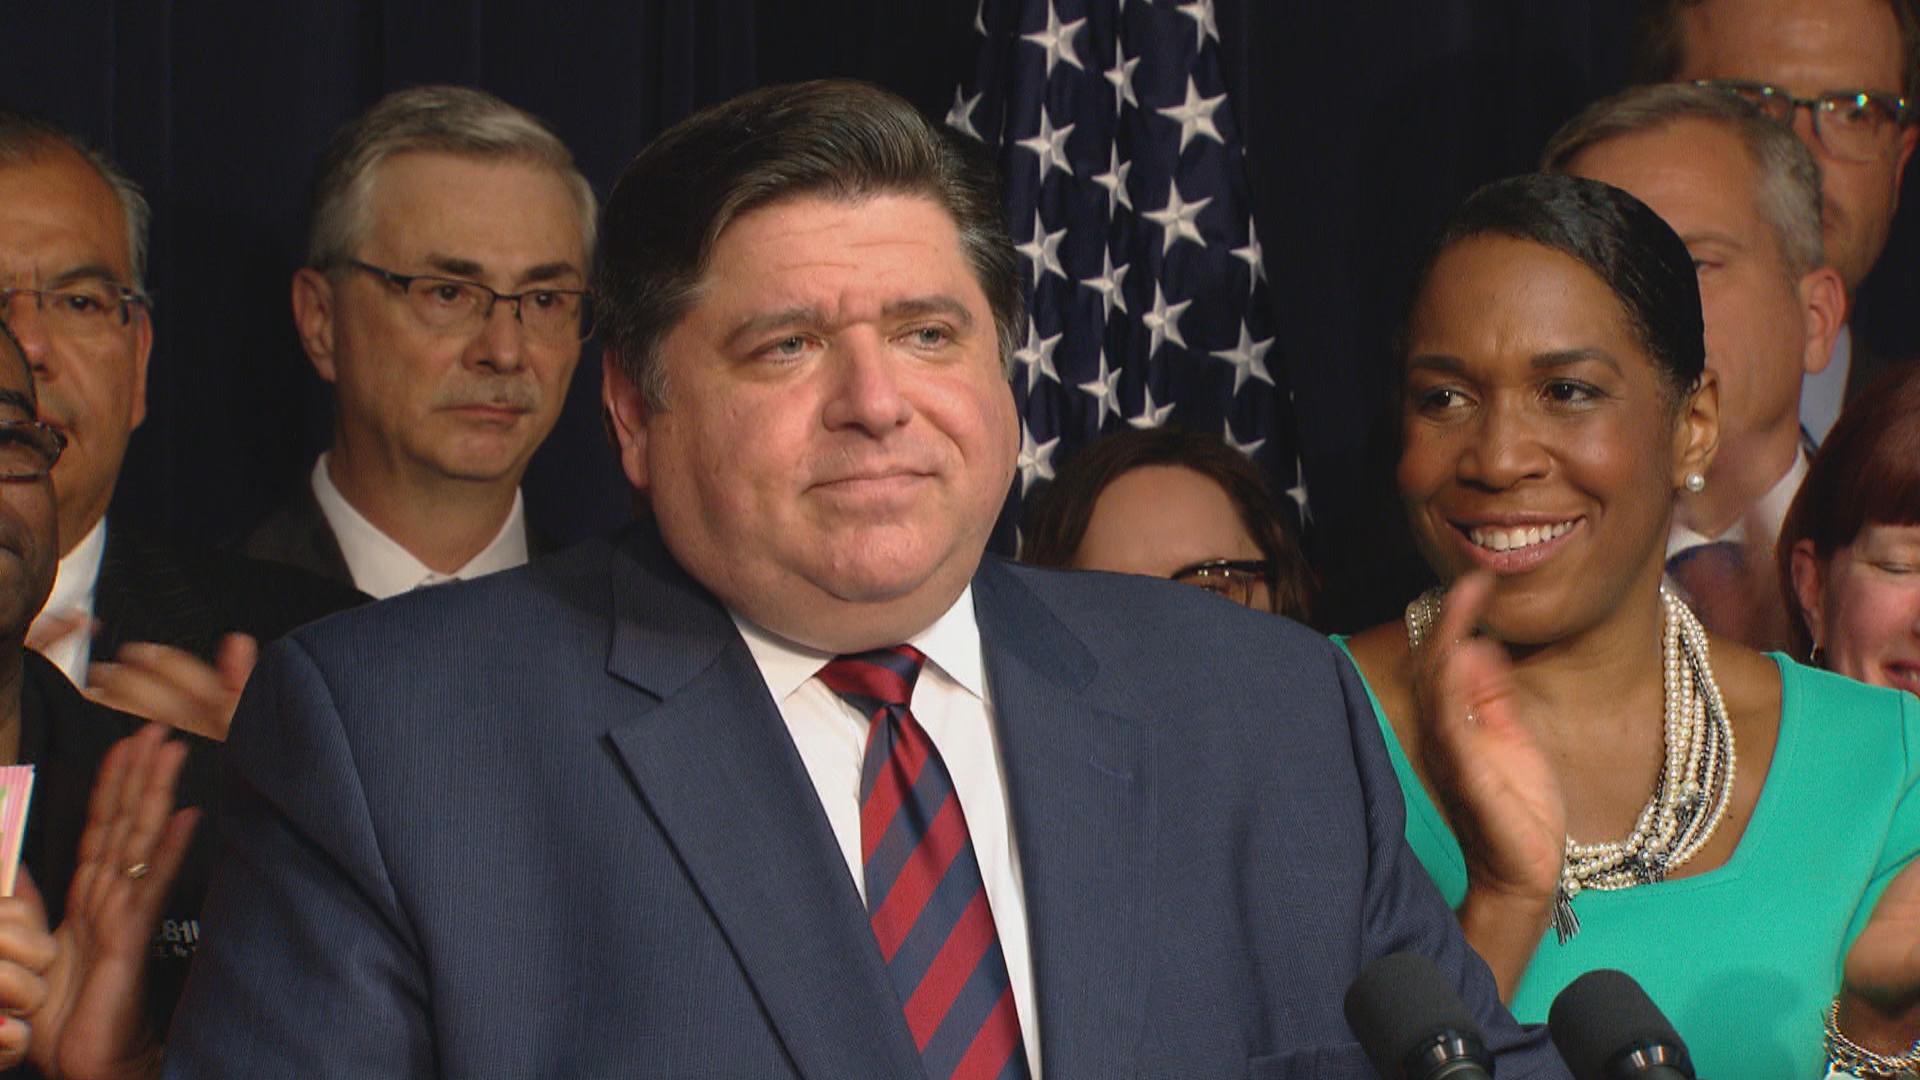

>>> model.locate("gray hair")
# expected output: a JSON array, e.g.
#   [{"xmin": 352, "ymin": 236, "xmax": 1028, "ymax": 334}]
[
  {"xmin": 595, "ymin": 79, "xmax": 1023, "ymax": 409},
  {"xmin": 0, "ymin": 110, "xmax": 152, "ymax": 293},
  {"xmin": 1541, "ymin": 82, "xmax": 1825, "ymax": 280},
  {"xmin": 306, "ymin": 85, "xmax": 596, "ymax": 270}
]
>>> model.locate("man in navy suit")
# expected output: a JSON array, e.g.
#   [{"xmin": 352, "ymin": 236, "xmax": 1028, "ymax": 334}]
[{"xmin": 163, "ymin": 80, "xmax": 1566, "ymax": 1078}]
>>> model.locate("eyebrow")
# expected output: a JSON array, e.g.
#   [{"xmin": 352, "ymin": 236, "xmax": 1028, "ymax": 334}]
[
  {"xmin": 421, "ymin": 255, "xmax": 584, "ymax": 287},
  {"xmin": 1405, "ymin": 348, "xmax": 1625, "ymax": 375},
  {"xmin": 721, "ymin": 295, "xmax": 977, "ymax": 353},
  {"xmin": 42, "ymin": 263, "xmax": 129, "ymax": 290}
]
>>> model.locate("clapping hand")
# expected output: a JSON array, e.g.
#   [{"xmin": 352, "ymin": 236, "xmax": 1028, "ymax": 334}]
[
  {"xmin": 28, "ymin": 723, "xmax": 199, "ymax": 1080},
  {"xmin": 1414, "ymin": 572, "xmax": 1567, "ymax": 999}
]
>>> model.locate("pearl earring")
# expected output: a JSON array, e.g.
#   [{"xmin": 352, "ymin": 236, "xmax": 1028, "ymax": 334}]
[{"xmin": 1684, "ymin": 472, "xmax": 1706, "ymax": 493}]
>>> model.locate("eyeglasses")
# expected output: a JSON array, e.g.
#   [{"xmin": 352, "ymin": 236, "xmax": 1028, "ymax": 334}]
[
  {"xmin": 0, "ymin": 282, "xmax": 150, "ymax": 342},
  {"xmin": 1168, "ymin": 558, "xmax": 1272, "ymax": 609},
  {"xmin": 1693, "ymin": 79, "xmax": 1911, "ymax": 163},
  {"xmin": 346, "ymin": 260, "xmax": 593, "ymax": 342},
  {"xmin": 0, "ymin": 419, "xmax": 66, "ymax": 481}
]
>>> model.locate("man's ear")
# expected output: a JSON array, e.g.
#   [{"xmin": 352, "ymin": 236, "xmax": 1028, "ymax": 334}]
[
  {"xmin": 1796, "ymin": 265, "xmax": 1847, "ymax": 376},
  {"xmin": 1672, "ymin": 367, "xmax": 1720, "ymax": 490},
  {"xmin": 602, "ymin": 349, "xmax": 653, "ymax": 491},
  {"xmin": 127, "ymin": 301, "xmax": 152, "ymax": 432},
  {"xmin": 291, "ymin": 268, "xmax": 339, "ymax": 382},
  {"xmin": 1788, "ymin": 538, "xmax": 1827, "ymax": 647},
  {"xmin": 1896, "ymin": 125, "xmax": 1918, "ymax": 193}
]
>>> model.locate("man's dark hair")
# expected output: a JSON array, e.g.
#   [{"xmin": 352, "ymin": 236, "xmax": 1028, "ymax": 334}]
[
  {"xmin": 1631, "ymin": 0, "xmax": 1920, "ymax": 107},
  {"xmin": 595, "ymin": 78, "xmax": 1023, "ymax": 408},
  {"xmin": 1020, "ymin": 426, "xmax": 1317, "ymax": 623},
  {"xmin": 1409, "ymin": 173, "xmax": 1707, "ymax": 400}
]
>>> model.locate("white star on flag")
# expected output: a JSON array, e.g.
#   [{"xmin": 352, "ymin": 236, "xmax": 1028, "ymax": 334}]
[
  {"xmin": 1017, "ymin": 423, "xmax": 1060, "ymax": 492},
  {"xmin": 1013, "ymin": 318, "xmax": 1062, "ymax": 392},
  {"xmin": 1015, "ymin": 210, "xmax": 1068, "ymax": 283},
  {"xmin": 1078, "ymin": 353, "xmax": 1125, "ymax": 422},
  {"xmin": 1177, "ymin": 0, "xmax": 1220, "ymax": 51},
  {"xmin": 1092, "ymin": 146, "xmax": 1132, "ymax": 213},
  {"xmin": 1142, "ymin": 180, "xmax": 1211, "ymax": 254},
  {"xmin": 1157, "ymin": 76, "xmax": 1226, "ymax": 152},
  {"xmin": 1222, "ymin": 418, "xmax": 1265, "ymax": 457},
  {"xmin": 1142, "ymin": 283, "xmax": 1191, "ymax": 357},
  {"xmin": 1016, "ymin": 106, "xmax": 1075, "ymax": 181},
  {"xmin": 1211, "ymin": 321, "xmax": 1275, "ymax": 392},
  {"xmin": 1079, "ymin": 247, "xmax": 1129, "ymax": 320},
  {"xmin": 1129, "ymin": 384, "xmax": 1176, "ymax": 429},
  {"xmin": 1021, "ymin": 6, "xmax": 1086, "ymax": 77},
  {"xmin": 947, "ymin": 87, "xmax": 983, "ymax": 140}
]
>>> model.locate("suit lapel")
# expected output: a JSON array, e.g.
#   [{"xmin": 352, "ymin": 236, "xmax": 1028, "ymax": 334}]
[
  {"xmin": 601, "ymin": 529, "xmax": 925, "ymax": 1080},
  {"xmin": 974, "ymin": 560, "xmax": 1154, "ymax": 1076}
]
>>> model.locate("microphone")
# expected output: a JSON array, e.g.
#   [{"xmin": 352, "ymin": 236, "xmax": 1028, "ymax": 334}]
[
  {"xmin": 1344, "ymin": 952, "xmax": 1495, "ymax": 1080},
  {"xmin": 1547, "ymin": 969, "xmax": 1695, "ymax": 1079}
]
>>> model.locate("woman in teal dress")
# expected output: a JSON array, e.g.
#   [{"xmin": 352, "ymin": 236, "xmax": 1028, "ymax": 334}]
[{"xmin": 1339, "ymin": 172, "xmax": 1920, "ymax": 1077}]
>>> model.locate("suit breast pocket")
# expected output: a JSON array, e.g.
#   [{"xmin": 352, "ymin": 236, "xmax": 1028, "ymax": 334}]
[{"xmin": 1245, "ymin": 1042, "xmax": 1375, "ymax": 1080}]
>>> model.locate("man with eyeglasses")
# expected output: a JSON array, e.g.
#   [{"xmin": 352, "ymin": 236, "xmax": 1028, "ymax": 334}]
[
  {"xmin": 1634, "ymin": 0, "xmax": 1920, "ymax": 440},
  {"xmin": 0, "ymin": 111, "xmax": 360, "ymax": 741},
  {"xmin": 240, "ymin": 85, "xmax": 594, "ymax": 599}
]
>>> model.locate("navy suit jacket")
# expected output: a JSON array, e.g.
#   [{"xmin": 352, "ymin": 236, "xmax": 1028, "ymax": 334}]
[{"xmin": 164, "ymin": 525, "xmax": 1565, "ymax": 1078}]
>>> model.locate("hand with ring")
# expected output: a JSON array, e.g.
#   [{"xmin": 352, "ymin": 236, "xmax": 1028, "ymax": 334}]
[{"xmin": 27, "ymin": 723, "xmax": 200, "ymax": 1080}]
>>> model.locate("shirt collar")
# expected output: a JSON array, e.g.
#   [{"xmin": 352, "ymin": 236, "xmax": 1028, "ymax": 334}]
[
  {"xmin": 310, "ymin": 452, "xmax": 529, "ymax": 600},
  {"xmin": 732, "ymin": 585, "xmax": 987, "ymax": 703},
  {"xmin": 46, "ymin": 515, "xmax": 107, "ymax": 615}
]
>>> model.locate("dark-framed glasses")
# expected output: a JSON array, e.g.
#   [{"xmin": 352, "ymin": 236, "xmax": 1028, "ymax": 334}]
[
  {"xmin": 346, "ymin": 260, "xmax": 594, "ymax": 342},
  {"xmin": 0, "ymin": 419, "xmax": 66, "ymax": 481},
  {"xmin": 0, "ymin": 282, "xmax": 150, "ymax": 342},
  {"xmin": 1693, "ymin": 79, "xmax": 1910, "ymax": 163},
  {"xmin": 1168, "ymin": 558, "xmax": 1272, "ymax": 609}
]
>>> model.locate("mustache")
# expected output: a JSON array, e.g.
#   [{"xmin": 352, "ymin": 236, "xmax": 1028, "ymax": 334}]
[{"xmin": 428, "ymin": 377, "xmax": 540, "ymax": 412}]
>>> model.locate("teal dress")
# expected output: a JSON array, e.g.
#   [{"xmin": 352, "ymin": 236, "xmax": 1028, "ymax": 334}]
[{"xmin": 1334, "ymin": 643, "xmax": 1920, "ymax": 1079}]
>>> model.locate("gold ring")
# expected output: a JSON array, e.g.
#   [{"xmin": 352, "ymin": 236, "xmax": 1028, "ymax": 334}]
[{"xmin": 124, "ymin": 862, "xmax": 150, "ymax": 880}]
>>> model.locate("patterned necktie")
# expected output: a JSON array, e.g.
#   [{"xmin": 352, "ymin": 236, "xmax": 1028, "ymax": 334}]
[{"xmin": 817, "ymin": 646, "xmax": 1031, "ymax": 1080}]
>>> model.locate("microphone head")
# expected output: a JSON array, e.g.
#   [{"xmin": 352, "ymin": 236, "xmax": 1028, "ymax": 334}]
[
  {"xmin": 1548, "ymin": 969, "xmax": 1694, "ymax": 1079},
  {"xmin": 1345, "ymin": 952, "xmax": 1488, "ymax": 1079}
]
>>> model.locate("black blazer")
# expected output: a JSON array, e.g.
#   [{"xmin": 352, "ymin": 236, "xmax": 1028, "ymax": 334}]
[{"xmin": 93, "ymin": 523, "xmax": 365, "ymax": 664}]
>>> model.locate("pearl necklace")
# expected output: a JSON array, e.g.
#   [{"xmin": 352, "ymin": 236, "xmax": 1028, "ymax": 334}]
[{"xmin": 1403, "ymin": 584, "xmax": 1735, "ymax": 943}]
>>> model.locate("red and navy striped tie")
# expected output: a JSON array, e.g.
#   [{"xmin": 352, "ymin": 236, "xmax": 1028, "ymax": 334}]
[{"xmin": 817, "ymin": 646, "xmax": 1031, "ymax": 1080}]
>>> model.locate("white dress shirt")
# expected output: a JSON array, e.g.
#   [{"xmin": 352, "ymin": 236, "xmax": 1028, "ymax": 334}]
[
  {"xmin": 1667, "ymin": 447, "xmax": 1809, "ymax": 559},
  {"xmin": 30, "ymin": 516, "xmax": 108, "ymax": 683},
  {"xmin": 310, "ymin": 453, "xmax": 530, "ymax": 600},
  {"xmin": 732, "ymin": 589, "xmax": 1042, "ymax": 1078}
]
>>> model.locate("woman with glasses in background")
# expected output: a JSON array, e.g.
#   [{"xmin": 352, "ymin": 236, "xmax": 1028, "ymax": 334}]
[
  {"xmin": 1020, "ymin": 426, "xmax": 1315, "ymax": 623},
  {"xmin": 1339, "ymin": 172, "xmax": 1920, "ymax": 1077}
]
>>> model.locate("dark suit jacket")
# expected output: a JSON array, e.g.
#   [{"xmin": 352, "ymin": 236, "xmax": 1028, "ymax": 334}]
[
  {"xmin": 3, "ymin": 651, "xmax": 223, "ymax": 1079},
  {"xmin": 163, "ymin": 525, "xmax": 1565, "ymax": 1079},
  {"xmin": 92, "ymin": 523, "xmax": 365, "ymax": 664},
  {"xmin": 238, "ymin": 478, "xmax": 555, "ymax": 592}
]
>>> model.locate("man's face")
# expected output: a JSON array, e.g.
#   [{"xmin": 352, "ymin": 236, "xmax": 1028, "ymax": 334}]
[
  {"xmin": 607, "ymin": 193, "xmax": 1019, "ymax": 653},
  {"xmin": 1567, "ymin": 120, "xmax": 1821, "ymax": 466},
  {"xmin": 1675, "ymin": 0, "xmax": 1917, "ymax": 293},
  {"xmin": 297, "ymin": 152, "xmax": 585, "ymax": 490},
  {"xmin": 0, "ymin": 338, "xmax": 59, "ymax": 642},
  {"xmin": 0, "ymin": 148, "xmax": 150, "ymax": 557}
]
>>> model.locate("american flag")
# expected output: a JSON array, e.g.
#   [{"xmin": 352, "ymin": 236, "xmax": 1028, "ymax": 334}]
[{"xmin": 948, "ymin": 0, "xmax": 1304, "ymax": 531}]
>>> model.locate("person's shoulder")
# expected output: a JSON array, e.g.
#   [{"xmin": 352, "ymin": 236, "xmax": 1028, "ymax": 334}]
[
  {"xmin": 1776, "ymin": 654, "xmax": 1917, "ymax": 731},
  {"xmin": 982, "ymin": 558, "xmax": 1345, "ymax": 707},
  {"xmin": 105, "ymin": 523, "xmax": 365, "ymax": 638},
  {"xmin": 286, "ymin": 531, "xmax": 627, "ymax": 658}
]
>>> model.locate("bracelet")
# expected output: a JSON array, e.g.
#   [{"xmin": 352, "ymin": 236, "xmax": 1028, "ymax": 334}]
[{"xmin": 1827, "ymin": 999, "xmax": 1920, "ymax": 1078}]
